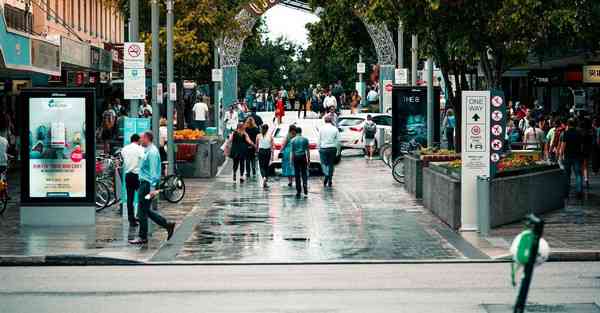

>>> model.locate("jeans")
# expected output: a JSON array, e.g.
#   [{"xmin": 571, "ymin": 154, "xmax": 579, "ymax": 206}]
[
  {"xmin": 293, "ymin": 155, "xmax": 308, "ymax": 194},
  {"xmin": 563, "ymin": 158, "xmax": 583, "ymax": 195},
  {"xmin": 138, "ymin": 181, "xmax": 169, "ymax": 240},
  {"xmin": 245, "ymin": 150, "xmax": 257, "ymax": 177},
  {"xmin": 319, "ymin": 148, "xmax": 337, "ymax": 180},
  {"xmin": 233, "ymin": 157, "xmax": 246, "ymax": 177},
  {"xmin": 125, "ymin": 172, "xmax": 140, "ymax": 223},
  {"xmin": 258, "ymin": 149, "xmax": 271, "ymax": 179}
]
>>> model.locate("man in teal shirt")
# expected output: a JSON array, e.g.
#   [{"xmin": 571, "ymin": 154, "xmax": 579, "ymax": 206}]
[
  {"xmin": 129, "ymin": 131, "xmax": 175, "ymax": 245},
  {"xmin": 291, "ymin": 127, "xmax": 310, "ymax": 198}
]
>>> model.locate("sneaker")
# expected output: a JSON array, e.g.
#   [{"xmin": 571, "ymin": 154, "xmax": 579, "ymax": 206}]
[
  {"xmin": 166, "ymin": 222, "xmax": 176, "ymax": 241},
  {"xmin": 296, "ymin": 193, "xmax": 301, "ymax": 198},
  {"xmin": 240, "ymin": 178, "xmax": 245, "ymax": 184},
  {"xmin": 128, "ymin": 238, "xmax": 148, "ymax": 245}
]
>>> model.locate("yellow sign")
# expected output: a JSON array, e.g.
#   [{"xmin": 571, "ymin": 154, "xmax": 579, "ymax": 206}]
[
  {"xmin": 245, "ymin": 0, "xmax": 280, "ymax": 16},
  {"xmin": 583, "ymin": 65, "xmax": 600, "ymax": 83}
]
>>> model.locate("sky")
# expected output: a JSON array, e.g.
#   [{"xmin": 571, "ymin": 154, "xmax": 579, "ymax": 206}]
[{"xmin": 263, "ymin": 4, "xmax": 320, "ymax": 48}]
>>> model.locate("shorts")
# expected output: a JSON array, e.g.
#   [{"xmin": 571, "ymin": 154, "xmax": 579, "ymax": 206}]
[
  {"xmin": 364, "ymin": 138, "xmax": 375, "ymax": 147},
  {"xmin": 101, "ymin": 128, "xmax": 114, "ymax": 140}
]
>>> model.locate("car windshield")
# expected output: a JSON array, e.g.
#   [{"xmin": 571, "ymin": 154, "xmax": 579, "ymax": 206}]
[{"xmin": 338, "ymin": 118, "xmax": 364, "ymax": 127}]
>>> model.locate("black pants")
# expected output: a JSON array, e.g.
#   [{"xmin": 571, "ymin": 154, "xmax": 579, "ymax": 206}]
[
  {"xmin": 445, "ymin": 128, "xmax": 455, "ymax": 151},
  {"xmin": 138, "ymin": 181, "xmax": 169, "ymax": 240},
  {"xmin": 258, "ymin": 149, "xmax": 271, "ymax": 179},
  {"xmin": 232, "ymin": 157, "xmax": 246, "ymax": 177},
  {"xmin": 298, "ymin": 101, "xmax": 307, "ymax": 119},
  {"xmin": 294, "ymin": 155, "xmax": 308, "ymax": 194},
  {"xmin": 245, "ymin": 150, "xmax": 257, "ymax": 177},
  {"xmin": 125, "ymin": 172, "xmax": 140, "ymax": 223}
]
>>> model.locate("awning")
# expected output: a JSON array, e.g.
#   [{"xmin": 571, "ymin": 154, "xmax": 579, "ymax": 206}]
[{"xmin": 0, "ymin": 11, "xmax": 61, "ymax": 76}]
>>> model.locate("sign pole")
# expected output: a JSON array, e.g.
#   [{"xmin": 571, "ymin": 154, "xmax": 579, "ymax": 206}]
[
  {"xmin": 411, "ymin": 35, "xmax": 418, "ymax": 86},
  {"xmin": 151, "ymin": 0, "xmax": 160, "ymax": 146},
  {"xmin": 213, "ymin": 46, "xmax": 220, "ymax": 136},
  {"xmin": 426, "ymin": 58, "xmax": 434, "ymax": 147},
  {"xmin": 398, "ymin": 20, "xmax": 404, "ymax": 69},
  {"xmin": 166, "ymin": 0, "xmax": 175, "ymax": 175},
  {"xmin": 129, "ymin": 0, "xmax": 139, "ymax": 117}
]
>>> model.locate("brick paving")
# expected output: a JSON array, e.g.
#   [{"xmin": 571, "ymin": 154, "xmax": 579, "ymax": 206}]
[{"xmin": 0, "ymin": 169, "xmax": 212, "ymax": 261}]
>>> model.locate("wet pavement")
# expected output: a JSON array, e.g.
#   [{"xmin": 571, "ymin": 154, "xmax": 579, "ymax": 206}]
[{"xmin": 167, "ymin": 151, "xmax": 467, "ymax": 262}]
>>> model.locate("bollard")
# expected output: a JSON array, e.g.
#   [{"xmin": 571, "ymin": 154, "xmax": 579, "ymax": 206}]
[
  {"xmin": 513, "ymin": 214, "xmax": 545, "ymax": 313},
  {"xmin": 477, "ymin": 175, "xmax": 491, "ymax": 236}
]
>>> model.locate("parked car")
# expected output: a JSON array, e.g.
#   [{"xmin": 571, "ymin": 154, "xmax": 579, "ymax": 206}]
[
  {"xmin": 338, "ymin": 113, "xmax": 392, "ymax": 151},
  {"xmin": 270, "ymin": 122, "xmax": 340, "ymax": 174}
]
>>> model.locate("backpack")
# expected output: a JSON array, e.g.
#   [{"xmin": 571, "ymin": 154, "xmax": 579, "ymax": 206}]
[{"xmin": 365, "ymin": 122, "xmax": 377, "ymax": 139}]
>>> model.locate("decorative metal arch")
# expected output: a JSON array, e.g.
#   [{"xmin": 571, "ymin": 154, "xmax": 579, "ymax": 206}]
[{"xmin": 218, "ymin": 6, "xmax": 396, "ymax": 67}]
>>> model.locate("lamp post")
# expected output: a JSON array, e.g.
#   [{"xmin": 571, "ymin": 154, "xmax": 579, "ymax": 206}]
[
  {"xmin": 166, "ymin": 0, "xmax": 175, "ymax": 175},
  {"xmin": 151, "ymin": 0, "xmax": 160, "ymax": 146}
]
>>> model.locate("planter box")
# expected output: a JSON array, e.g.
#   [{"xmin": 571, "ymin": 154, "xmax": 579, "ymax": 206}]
[
  {"xmin": 404, "ymin": 154, "xmax": 424, "ymax": 198},
  {"xmin": 175, "ymin": 138, "xmax": 224, "ymax": 178},
  {"xmin": 423, "ymin": 164, "xmax": 461, "ymax": 230},
  {"xmin": 489, "ymin": 168, "xmax": 566, "ymax": 227}
]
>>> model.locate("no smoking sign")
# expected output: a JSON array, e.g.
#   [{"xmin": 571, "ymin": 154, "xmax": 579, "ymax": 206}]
[{"xmin": 128, "ymin": 44, "xmax": 141, "ymax": 58}]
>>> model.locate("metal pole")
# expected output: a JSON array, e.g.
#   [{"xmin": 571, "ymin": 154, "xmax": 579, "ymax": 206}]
[
  {"xmin": 166, "ymin": 0, "xmax": 174, "ymax": 175},
  {"xmin": 514, "ymin": 215, "xmax": 545, "ymax": 313},
  {"xmin": 358, "ymin": 52, "xmax": 363, "ymax": 83},
  {"xmin": 151, "ymin": 0, "xmax": 160, "ymax": 146},
  {"xmin": 213, "ymin": 46, "xmax": 220, "ymax": 135},
  {"xmin": 427, "ymin": 58, "xmax": 434, "ymax": 147},
  {"xmin": 411, "ymin": 35, "xmax": 418, "ymax": 86},
  {"xmin": 398, "ymin": 20, "xmax": 404, "ymax": 69},
  {"xmin": 129, "ymin": 0, "xmax": 139, "ymax": 117}
]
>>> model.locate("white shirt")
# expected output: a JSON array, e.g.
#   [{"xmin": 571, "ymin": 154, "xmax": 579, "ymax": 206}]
[
  {"xmin": 121, "ymin": 142, "xmax": 145, "ymax": 174},
  {"xmin": 224, "ymin": 111, "xmax": 239, "ymax": 130},
  {"xmin": 524, "ymin": 127, "xmax": 544, "ymax": 150},
  {"xmin": 257, "ymin": 133, "xmax": 273, "ymax": 149},
  {"xmin": 139, "ymin": 104, "xmax": 152, "ymax": 115},
  {"xmin": 367, "ymin": 90, "xmax": 378, "ymax": 101},
  {"xmin": 192, "ymin": 102, "xmax": 209, "ymax": 121},
  {"xmin": 318, "ymin": 123, "xmax": 340, "ymax": 149},
  {"xmin": 323, "ymin": 96, "xmax": 337, "ymax": 110},
  {"xmin": 0, "ymin": 136, "xmax": 8, "ymax": 167}
]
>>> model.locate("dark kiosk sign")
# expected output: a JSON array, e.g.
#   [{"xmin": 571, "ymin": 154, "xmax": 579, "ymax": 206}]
[{"xmin": 391, "ymin": 86, "xmax": 440, "ymax": 159}]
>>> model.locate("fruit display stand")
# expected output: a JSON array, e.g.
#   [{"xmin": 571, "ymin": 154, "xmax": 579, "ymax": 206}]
[
  {"xmin": 421, "ymin": 154, "xmax": 565, "ymax": 230},
  {"xmin": 174, "ymin": 129, "xmax": 224, "ymax": 178},
  {"xmin": 404, "ymin": 149, "xmax": 460, "ymax": 199}
]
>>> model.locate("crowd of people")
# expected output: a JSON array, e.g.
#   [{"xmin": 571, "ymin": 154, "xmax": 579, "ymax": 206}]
[{"xmin": 504, "ymin": 101, "xmax": 599, "ymax": 199}]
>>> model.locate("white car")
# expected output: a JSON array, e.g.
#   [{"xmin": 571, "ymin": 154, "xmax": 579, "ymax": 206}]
[
  {"xmin": 338, "ymin": 113, "xmax": 392, "ymax": 150},
  {"xmin": 270, "ymin": 123, "xmax": 321, "ymax": 173}
]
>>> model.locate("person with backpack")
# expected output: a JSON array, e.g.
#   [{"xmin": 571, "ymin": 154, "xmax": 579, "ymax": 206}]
[{"xmin": 363, "ymin": 115, "xmax": 377, "ymax": 160}]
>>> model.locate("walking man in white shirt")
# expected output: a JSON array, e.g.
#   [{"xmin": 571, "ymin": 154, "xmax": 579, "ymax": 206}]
[
  {"xmin": 121, "ymin": 134, "xmax": 145, "ymax": 227},
  {"xmin": 318, "ymin": 115, "xmax": 340, "ymax": 188},
  {"xmin": 192, "ymin": 98, "xmax": 209, "ymax": 131}
]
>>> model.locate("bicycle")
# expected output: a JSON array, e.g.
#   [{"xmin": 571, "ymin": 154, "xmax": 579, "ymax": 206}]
[
  {"xmin": 157, "ymin": 161, "xmax": 186, "ymax": 203},
  {"xmin": 379, "ymin": 129, "xmax": 393, "ymax": 168},
  {"xmin": 391, "ymin": 139, "xmax": 422, "ymax": 184},
  {"xmin": 95, "ymin": 152, "xmax": 123, "ymax": 212}
]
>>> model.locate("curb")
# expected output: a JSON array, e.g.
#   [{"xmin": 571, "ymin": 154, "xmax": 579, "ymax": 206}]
[{"xmin": 0, "ymin": 255, "xmax": 145, "ymax": 266}]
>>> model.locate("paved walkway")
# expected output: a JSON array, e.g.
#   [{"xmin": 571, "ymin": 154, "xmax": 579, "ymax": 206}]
[{"xmin": 152, "ymin": 153, "xmax": 483, "ymax": 262}]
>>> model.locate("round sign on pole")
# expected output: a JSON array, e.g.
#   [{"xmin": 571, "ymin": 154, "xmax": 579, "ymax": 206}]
[
  {"xmin": 128, "ymin": 44, "xmax": 141, "ymax": 58},
  {"xmin": 471, "ymin": 125, "xmax": 481, "ymax": 136},
  {"xmin": 492, "ymin": 110, "xmax": 503, "ymax": 122},
  {"xmin": 491, "ymin": 125, "xmax": 503, "ymax": 136},
  {"xmin": 492, "ymin": 96, "xmax": 503, "ymax": 107},
  {"xmin": 491, "ymin": 153, "xmax": 500, "ymax": 162},
  {"xmin": 491, "ymin": 139, "xmax": 503, "ymax": 151},
  {"xmin": 385, "ymin": 83, "xmax": 393, "ymax": 92}
]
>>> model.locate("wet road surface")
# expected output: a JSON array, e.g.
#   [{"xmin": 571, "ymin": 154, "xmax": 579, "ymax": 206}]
[{"xmin": 157, "ymin": 152, "xmax": 474, "ymax": 262}]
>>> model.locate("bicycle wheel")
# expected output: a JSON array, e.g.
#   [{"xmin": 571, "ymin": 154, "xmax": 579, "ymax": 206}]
[
  {"xmin": 95, "ymin": 180, "xmax": 111, "ymax": 212},
  {"xmin": 163, "ymin": 175, "xmax": 186, "ymax": 203},
  {"xmin": 392, "ymin": 157, "xmax": 405, "ymax": 184},
  {"xmin": 380, "ymin": 144, "xmax": 393, "ymax": 168}
]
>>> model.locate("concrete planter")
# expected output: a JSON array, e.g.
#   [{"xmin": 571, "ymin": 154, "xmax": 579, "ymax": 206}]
[
  {"xmin": 404, "ymin": 154, "xmax": 424, "ymax": 198},
  {"xmin": 488, "ymin": 168, "xmax": 566, "ymax": 228},
  {"xmin": 175, "ymin": 138, "xmax": 225, "ymax": 178},
  {"xmin": 423, "ymin": 164, "xmax": 462, "ymax": 230}
]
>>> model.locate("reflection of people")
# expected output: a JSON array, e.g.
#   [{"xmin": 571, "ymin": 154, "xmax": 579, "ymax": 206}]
[
  {"xmin": 129, "ymin": 131, "xmax": 175, "ymax": 245},
  {"xmin": 121, "ymin": 134, "xmax": 145, "ymax": 227}
]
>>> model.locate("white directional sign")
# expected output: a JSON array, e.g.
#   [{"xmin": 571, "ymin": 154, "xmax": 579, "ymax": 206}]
[
  {"xmin": 461, "ymin": 91, "xmax": 491, "ymax": 231},
  {"xmin": 357, "ymin": 62, "xmax": 366, "ymax": 74},
  {"xmin": 395, "ymin": 68, "xmax": 409, "ymax": 84},
  {"xmin": 382, "ymin": 80, "xmax": 393, "ymax": 113},
  {"xmin": 124, "ymin": 42, "xmax": 145, "ymax": 69},
  {"xmin": 124, "ymin": 68, "xmax": 145, "ymax": 100},
  {"xmin": 212, "ymin": 69, "xmax": 223, "ymax": 82},
  {"xmin": 169, "ymin": 82, "xmax": 177, "ymax": 101},
  {"xmin": 156, "ymin": 83, "xmax": 163, "ymax": 104}
]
